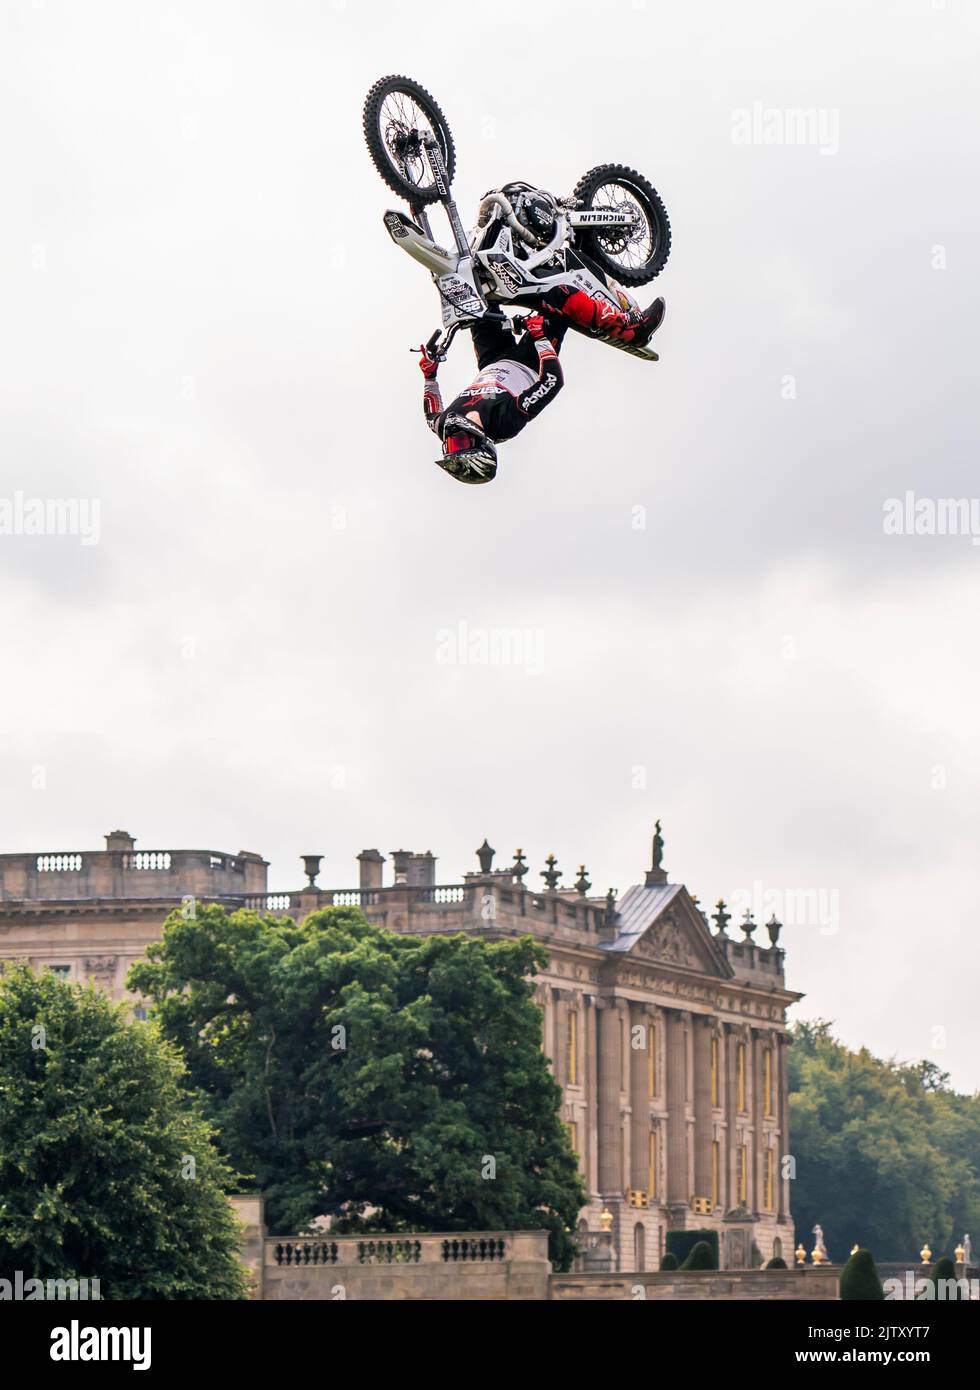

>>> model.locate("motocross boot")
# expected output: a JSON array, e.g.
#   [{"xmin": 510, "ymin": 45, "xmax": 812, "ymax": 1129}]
[{"xmin": 551, "ymin": 288, "xmax": 665, "ymax": 346}]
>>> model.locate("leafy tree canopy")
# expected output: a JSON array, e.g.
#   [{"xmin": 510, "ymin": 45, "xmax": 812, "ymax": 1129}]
[
  {"xmin": 0, "ymin": 964, "xmax": 248, "ymax": 1299},
  {"xmin": 129, "ymin": 904, "xmax": 585, "ymax": 1269},
  {"xmin": 789, "ymin": 1020, "xmax": 980, "ymax": 1262}
]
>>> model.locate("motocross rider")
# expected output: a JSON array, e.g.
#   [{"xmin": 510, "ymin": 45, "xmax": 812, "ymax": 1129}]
[{"xmin": 420, "ymin": 189, "xmax": 665, "ymax": 484}]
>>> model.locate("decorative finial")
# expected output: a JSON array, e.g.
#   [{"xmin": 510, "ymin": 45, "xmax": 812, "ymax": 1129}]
[
  {"xmin": 574, "ymin": 864, "xmax": 591, "ymax": 896},
  {"xmin": 598, "ymin": 1206, "xmax": 614, "ymax": 1233},
  {"xmin": 741, "ymin": 909, "xmax": 757, "ymax": 942},
  {"xmin": 712, "ymin": 900, "xmax": 731, "ymax": 937},
  {"xmin": 302, "ymin": 855, "xmax": 322, "ymax": 887},
  {"xmin": 476, "ymin": 838, "xmax": 496, "ymax": 874},
  {"xmin": 541, "ymin": 853, "xmax": 561, "ymax": 891},
  {"xmin": 920, "ymin": 1242, "xmax": 932, "ymax": 1266},
  {"xmin": 512, "ymin": 848, "xmax": 528, "ymax": 883},
  {"xmin": 795, "ymin": 1243, "xmax": 807, "ymax": 1265},
  {"xmin": 766, "ymin": 913, "xmax": 782, "ymax": 947}
]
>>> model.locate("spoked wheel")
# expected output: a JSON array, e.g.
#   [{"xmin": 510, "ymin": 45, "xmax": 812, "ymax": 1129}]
[
  {"xmin": 572, "ymin": 164, "xmax": 671, "ymax": 286},
  {"xmin": 363, "ymin": 75, "xmax": 456, "ymax": 206}
]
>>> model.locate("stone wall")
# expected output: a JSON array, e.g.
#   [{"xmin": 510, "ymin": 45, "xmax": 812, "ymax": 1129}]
[
  {"xmin": 551, "ymin": 1267, "xmax": 841, "ymax": 1300},
  {"xmin": 229, "ymin": 1201, "xmax": 552, "ymax": 1301}
]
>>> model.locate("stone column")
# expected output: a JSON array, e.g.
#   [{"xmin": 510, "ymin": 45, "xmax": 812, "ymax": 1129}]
[
  {"xmin": 629, "ymin": 1003, "xmax": 650, "ymax": 1194},
  {"xmin": 723, "ymin": 1022, "xmax": 738, "ymax": 1210},
  {"xmin": 750, "ymin": 1027, "xmax": 765, "ymax": 1211},
  {"xmin": 664, "ymin": 1009, "xmax": 689, "ymax": 1204},
  {"xmin": 539, "ymin": 987, "xmax": 552, "ymax": 1062},
  {"xmin": 597, "ymin": 998, "xmax": 622, "ymax": 1196},
  {"xmin": 584, "ymin": 994, "xmax": 599, "ymax": 1195},
  {"xmin": 553, "ymin": 988, "xmax": 568, "ymax": 1085},
  {"xmin": 692, "ymin": 1015, "xmax": 712, "ymax": 1202},
  {"xmin": 777, "ymin": 1032, "xmax": 790, "ymax": 1221}
]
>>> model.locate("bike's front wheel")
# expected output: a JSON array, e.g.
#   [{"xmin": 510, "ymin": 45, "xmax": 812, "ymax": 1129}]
[
  {"xmin": 363, "ymin": 75, "xmax": 456, "ymax": 206},
  {"xmin": 572, "ymin": 164, "xmax": 671, "ymax": 286}
]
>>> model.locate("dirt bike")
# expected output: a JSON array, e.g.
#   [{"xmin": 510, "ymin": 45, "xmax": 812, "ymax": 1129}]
[{"xmin": 362, "ymin": 74, "xmax": 671, "ymax": 364}]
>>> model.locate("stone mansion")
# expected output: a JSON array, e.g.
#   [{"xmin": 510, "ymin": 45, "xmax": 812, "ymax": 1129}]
[{"xmin": 0, "ymin": 823, "xmax": 800, "ymax": 1272}]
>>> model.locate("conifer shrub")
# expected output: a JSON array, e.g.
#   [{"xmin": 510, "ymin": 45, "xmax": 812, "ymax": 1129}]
[{"xmin": 839, "ymin": 1248, "xmax": 885, "ymax": 1300}]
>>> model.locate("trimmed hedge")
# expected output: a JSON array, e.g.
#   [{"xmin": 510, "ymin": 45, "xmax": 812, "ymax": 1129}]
[
  {"xmin": 665, "ymin": 1228, "xmax": 719, "ymax": 1270},
  {"xmin": 659, "ymin": 1251, "xmax": 679, "ymax": 1271},
  {"xmin": 839, "ymin": 1249, "xmax": 885, "ymax": 1301},
  {"xmin": 926, "ymin": 1256, "xmax": 965, "ymax": 1301},
  {"xmin": 680, "ymin": 1240, "xmax": 717, "ymax": 1271},
  {"xmin": 765, "ymin": 1256, "xmax": 788, "ymax": 1269}
]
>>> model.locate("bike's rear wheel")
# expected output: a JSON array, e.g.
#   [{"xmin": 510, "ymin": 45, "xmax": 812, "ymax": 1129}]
[
  {"xmin": 572, "ymin": 164, "xmax": 671, "ymax": 286},
  {"xmin": 363, "ymin": 75, "xmax": 456, "ymax": 206}
]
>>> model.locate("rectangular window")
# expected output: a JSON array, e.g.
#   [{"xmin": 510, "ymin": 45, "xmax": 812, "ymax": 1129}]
[
  {"xmin": 48, "ymin": 964, "xmax": 71, "ymax": 980},
  {"xmin": 567, "ymin": 1010, "xmax": 578, "ymax": 1086},
  {"xmin": 711, "ymin": 1140, "xmax": 720, "ymax": 1206},
  {"xmin": 737, "ymin": 1144, "xmax": 748, "ymax": 1204},
  {"xmin": 710, "ymin": 1035, "xmax": 719, "ymax": 1107},
  {"xmin": 648, "ymin": 1130, "xmax": 658, "ymax": 1199},
  {"xmin": 764, "ymin": 1148, "xmax": 775, "ymax": 1210},
  {"xmin": 647, "ymin": 1024, "xmax": 657, "ymax": 1098},
  {"xmin": 764, "ymin": 1048, "xmax": 774, "ymax": 1117},
  {"xmin": 737, "ymin": 1043, "xmax": 747, "ymax": 1111},
  {"xmin": 567, "ymin": 1121, "xmax": 578, "ymax": 1156}
]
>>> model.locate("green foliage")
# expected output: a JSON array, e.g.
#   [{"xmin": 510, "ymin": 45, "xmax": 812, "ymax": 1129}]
[
  {"xmin": 129, "ymin": 903, "xmax": 586, "ymax": 1270},
  {"xmin": 659, "ymin": 1251, "xmax": 679, "ymax": 1270},
  {"xmin": 665, "ymin": 1227, "xmax": 719, "ymax": 1269},
  {"xmin": 680, "ymin": 1240, "xmax": 716, "ymax": 1271},
  {"xmin": 0, "ymin": 964, "xmax": 248, "ymax": 1299},
  {"xmin": 924, "ymin": 1255, "xmax": 965, "ymax": 1301},
  {"xmin": 788, "ymin": 1020, "xmax": 980, "ymax": 1261},
  {"xmin": 766, "ymin": 1255, "xmax": 788, "ymax": 1269},
  {"xmin": 839, "ymin": 1248, "xmax": 885, "ymax": 1300}
]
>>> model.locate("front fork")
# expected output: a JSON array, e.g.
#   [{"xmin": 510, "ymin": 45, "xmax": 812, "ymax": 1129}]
[{"xmin": 418, "ymin": 135, "xmax": 489, "ymax": 350}]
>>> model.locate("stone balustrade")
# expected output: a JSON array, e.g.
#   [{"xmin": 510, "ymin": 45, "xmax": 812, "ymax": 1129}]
[{"xmin": 266, "ymin": 1232, "xmax": 525, "ymax": 1268}]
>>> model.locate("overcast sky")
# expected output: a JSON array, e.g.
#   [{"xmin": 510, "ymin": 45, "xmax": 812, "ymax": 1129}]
[{"xmin": 2, "ymin": 0, "xmax": 979, "ymax": 1087}]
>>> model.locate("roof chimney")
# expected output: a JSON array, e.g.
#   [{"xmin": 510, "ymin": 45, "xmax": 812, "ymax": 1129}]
[
  {"xmin": 105, "ymin": 830, "xmax": 136, "ymax": 852},
  {"xmin": 357, "ymin": 849, "xmax": 385, "ymax": 890}
]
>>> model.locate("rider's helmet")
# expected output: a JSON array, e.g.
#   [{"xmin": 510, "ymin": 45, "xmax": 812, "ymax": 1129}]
[
  {"xmin": 503, "ymin": 183, "xmax": 559, "ymax": 245},
  {"xmin": 436, "ymin": 411, "xmax": 498, "ymax": 485}
]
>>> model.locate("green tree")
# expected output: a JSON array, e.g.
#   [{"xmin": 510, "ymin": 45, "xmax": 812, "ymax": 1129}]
[
  {"xmin": 129, "ymin": 904, "xmax": 586, "ymax": 1269},
  {"xmin": 788, "ymin": 1021, "xmax": 980, "ymax": 1261},
  {"xmin": 0, "ymin": 964, "xmax": 248, "ymax": 1299},
  {"xmin": 839, "ymin": 1248, "xmax": 884, "ymax": 1300}
]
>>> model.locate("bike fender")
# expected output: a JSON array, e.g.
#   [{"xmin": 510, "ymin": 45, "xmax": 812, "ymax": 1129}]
[{"xmin": 383, "ymin": 210, "xmax": 456, "ymax": 277}]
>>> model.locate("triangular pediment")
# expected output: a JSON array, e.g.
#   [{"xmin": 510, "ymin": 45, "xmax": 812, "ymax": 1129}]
[{"xmin": 604, "ymin": 883, "xmax": 732, "ymax": 979}]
